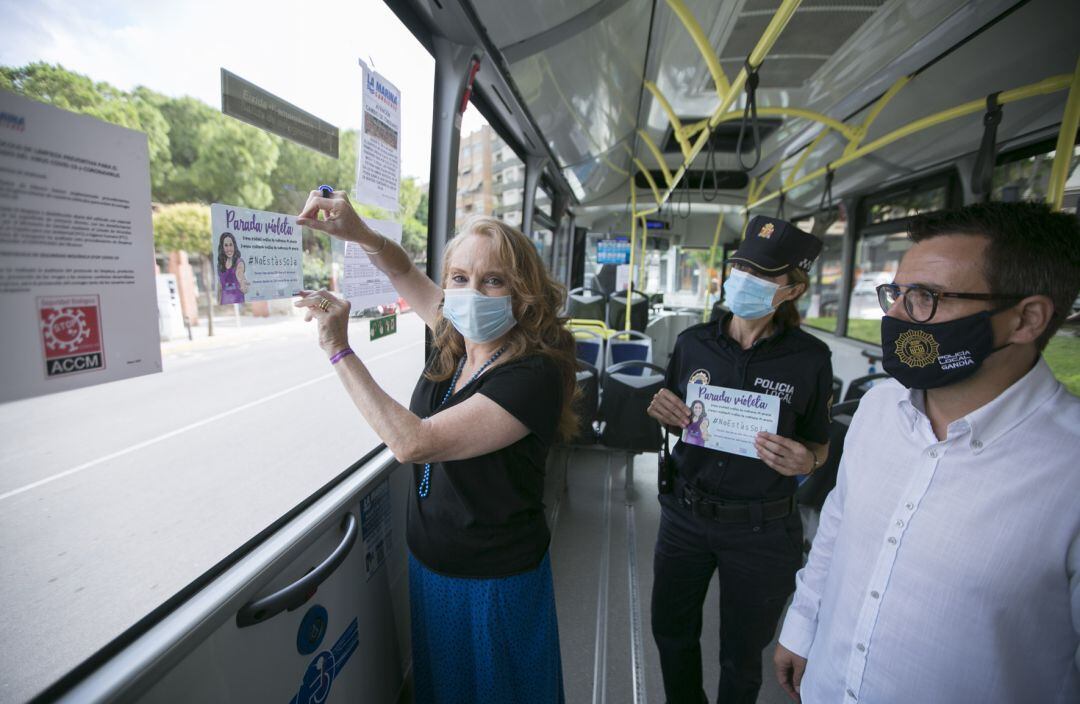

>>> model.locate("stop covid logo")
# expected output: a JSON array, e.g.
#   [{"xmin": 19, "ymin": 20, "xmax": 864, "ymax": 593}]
[{"xmin": 38, "ymin": 295, "xmax": 105, "ymax": 378}]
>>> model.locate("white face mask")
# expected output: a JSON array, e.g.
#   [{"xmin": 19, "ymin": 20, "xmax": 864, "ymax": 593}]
[{"xmin": 442, "ymin": 288, "xmax": 517, "ymax": 342}]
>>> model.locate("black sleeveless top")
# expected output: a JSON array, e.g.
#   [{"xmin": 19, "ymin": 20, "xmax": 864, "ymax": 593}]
[{"xmin": 406, "ymin": 352, "xmax": 562, "ymax": 577}]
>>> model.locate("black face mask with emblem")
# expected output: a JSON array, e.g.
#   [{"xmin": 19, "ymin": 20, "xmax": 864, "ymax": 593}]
[{"xmin": 880, "ymin": 309, "xmax": 1006, "ymax": 390}]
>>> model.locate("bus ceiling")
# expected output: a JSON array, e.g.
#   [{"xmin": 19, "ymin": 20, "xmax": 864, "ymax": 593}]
[{"xmin": 389, "ymin": 0, "xmax": 1079, "ymax": 235}]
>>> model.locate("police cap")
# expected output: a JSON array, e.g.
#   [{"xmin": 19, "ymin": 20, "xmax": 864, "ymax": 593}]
[{"xmin": 728, "ymin": 215, "xmax": 823, "ymax": 275}]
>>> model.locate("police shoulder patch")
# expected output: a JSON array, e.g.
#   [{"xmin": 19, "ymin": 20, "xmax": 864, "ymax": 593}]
[{"xmin": 689, "ymin": 369, "xmax": 711, "ymax": 385}]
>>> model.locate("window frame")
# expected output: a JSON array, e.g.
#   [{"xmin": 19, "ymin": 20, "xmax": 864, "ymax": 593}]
[{"xmin": 841, "ymin": 169, "xmax": 962, "ymax": 343}]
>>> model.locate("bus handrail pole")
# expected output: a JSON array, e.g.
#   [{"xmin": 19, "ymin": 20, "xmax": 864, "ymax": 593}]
[
  {"xmin": 638, "ymin": 214, "xmax": 648, "ymax": 290},
  {"xmin": 1047, "ymin": 56, "xmax": 1080, "ymax": 211},
  {"xmin": 745, "ymin": 73, "xmax": 1074, "ymax": 212},
  {"xmin": 638, "ymin": 129, "xmax": 675, "ymax": 188},
  {"xmin": 658, "ymin": 0, "xmax": 803, "ymax": 207},
  {"xmin": 644, "ymin": 81, "xmax": 692, "ymax": 159},
  {"xmin": 664, "ymin": 0, "xmax": 731, "ymax": 99},
  {"xmin": 703, "ymin": 212, "xmax": 724, "ymax": 323},
  {"xmin": 627, "ymin": 185, "xmax": 637, "ymax": 332},
  {"xmin": 634, "ymin": 159, "xmax": 663, "ymax": 208}
]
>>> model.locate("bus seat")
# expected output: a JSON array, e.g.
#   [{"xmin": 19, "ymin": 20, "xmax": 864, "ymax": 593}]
[
  {"xmin": 598, "ymin": 361, "xmax": 665, "ymax": 452},
  {"xmin": 842, "ymin": 373, "xmax": 890, "ymax": 402},
  {"xmin": 566, "ymin": 287, "xmax": 607, "ymax": 321},
  {"xmin": 567, "ymin": 361, "xmax": 600, "ymax": 445},
  {"xmin": 606, "ymin": 290, "xmax": 649, "ymax": 332},
  {"xmin": 605, "ymin": 330, "xmax": 652, "ymax": 377},
  {"xmin": 573, "ymin": 329, "xmax": 605, "ymax": 374},
  {"xmin": 832, "ymin": 375, "xmax": 843, "ymax": 403}
]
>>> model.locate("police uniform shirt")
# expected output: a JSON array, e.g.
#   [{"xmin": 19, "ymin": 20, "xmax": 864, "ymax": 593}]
[{"xmin": 665, "ymin": 312, "xmax": 833, "ymax": 500}]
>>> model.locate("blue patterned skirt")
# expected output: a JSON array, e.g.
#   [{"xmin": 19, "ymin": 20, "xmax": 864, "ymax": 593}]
[{"xmin": 409, "ymin": 552, "xmax": 565, "ymax": 704}]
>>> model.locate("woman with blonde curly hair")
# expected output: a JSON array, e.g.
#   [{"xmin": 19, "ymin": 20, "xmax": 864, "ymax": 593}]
[{"xmin": 295, "ymin": 190, "xmax": 575, "ymax": 703}]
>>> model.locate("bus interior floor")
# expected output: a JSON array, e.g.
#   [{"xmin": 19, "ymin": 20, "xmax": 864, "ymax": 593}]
[{"xmin": 545, "ymin": 447, "xmax": 793, "ymax": 704}]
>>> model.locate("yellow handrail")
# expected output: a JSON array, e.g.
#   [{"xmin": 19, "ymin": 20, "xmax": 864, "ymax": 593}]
[
  {"xmin": 638, "ymin": 129, "xmax": 674, "ymax": 188},
  {"xmin": 1048, "ymin": 55, "xmax": 1080, "ymax": 211},
  {"xmin": 644, "ymin": 81, "xmax": 692, "ymax": 159},
  {"xmin": 638, "ymin": 214, "xmax": 648, "ymax": 289},
  {"xmin": 569, "ymin": 319, "xmax": 613, "ymax": 338},
  {"xmin": 844, "ymin": 75, "xmax": 910, "ymax": 157},
  {"xmin": 703, "ymin": 212, "xmax": 724, "ymax": 322},
  {"xmin": 633, "ymin": 158, "xmax": 663, "ymax": 206},
  {"xmin": 745, "ymin": 73, "xmax": 1074, "ymax": 211},
  {"xmin": 710, "ymin": 106, "xmax": 859, "ymax": 142},
  {"xmin": 677, "ymin": 118, "xmax": 710, "ymax": 141},
  {"xmin": 658, "ymin": 0, "xmax": 804, "ymax": 207},
  {"xmin": 750, "ymin": 159, "xmax": 785, "ymax": 203},
  {"xmin": 626, "ymin": 185, "xmax": 637, "ymax": 331},
  {"xmin": 664, "ymin": 0, "xmax": 731, "ymax": 100},
  {"xmin": 785, "ymin": 128, "xmax": 831, "ymax": 189}
]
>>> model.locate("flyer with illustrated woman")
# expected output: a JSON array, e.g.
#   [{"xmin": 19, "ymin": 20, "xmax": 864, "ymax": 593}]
[
  {"xmin": 681, "ymin": 383, "xmax": 781, "ymax": 458},
  {"xmin": 210, "ymin": 204, "xmax": 303, "ymax": 303}
]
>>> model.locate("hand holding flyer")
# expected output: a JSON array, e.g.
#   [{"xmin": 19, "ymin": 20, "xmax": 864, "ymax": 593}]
[
  {"xmin": 681, "ymin": 383, "xmax": 780, "ymax": 458},
  {"xmin": 210, "ymin": 204, "xmax": 303, "ymax": 303}
]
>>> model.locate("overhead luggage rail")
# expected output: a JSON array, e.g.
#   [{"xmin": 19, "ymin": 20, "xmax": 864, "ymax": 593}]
[
  {"xmin": 633, "ymin": 1, "xmax": 1079, "ymax": 222},
  {"xmin": 745, "ymin": 66, "xmax": 1079, "ymax": 213}
]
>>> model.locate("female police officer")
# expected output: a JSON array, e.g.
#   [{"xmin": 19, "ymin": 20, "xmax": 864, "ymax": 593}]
[{"xmin": 647, "ymin": 216, "xmax": 833, "ymax": 704}]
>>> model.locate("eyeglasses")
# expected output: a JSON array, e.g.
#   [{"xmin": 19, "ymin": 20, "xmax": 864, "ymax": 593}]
[{"xmin": 875, "ymin": 283, "xmax": 1024, "ymax": 323}]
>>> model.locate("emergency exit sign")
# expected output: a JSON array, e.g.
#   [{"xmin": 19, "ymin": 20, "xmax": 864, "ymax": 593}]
[{"xmin": 370, "ymin": 313, "xmax": 397, "ymax": 340}]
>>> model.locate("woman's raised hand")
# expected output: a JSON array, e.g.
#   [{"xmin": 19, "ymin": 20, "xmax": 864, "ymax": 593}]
[
  {"xmin": 294, "ymin": 289, "xmax": 352, "ymax": 357},
  {"xmin": 296, "ymin": 189, "xmax": 372, "ymax": 244},
  {"xmin": 648, "ymin": 388, "xmax": 691, "ymax": 430}
]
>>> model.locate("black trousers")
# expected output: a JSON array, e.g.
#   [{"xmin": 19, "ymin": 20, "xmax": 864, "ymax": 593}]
[{"xmin": 651, "ymin": 491, "xmax": 803, "ymax": 704}]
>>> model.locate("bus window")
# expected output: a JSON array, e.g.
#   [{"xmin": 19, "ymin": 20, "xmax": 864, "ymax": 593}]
[
  {"xmin": 795, "ymin": 211, "xmax": 847, "ymax": 332},
  {"xmin": 493, "ymin": 141, "xmax": 524, "ymax": 228},
  {"xmin": 665, "ymin": 245, "xmax": 709, "ymax": 308},
  {"xmin": 993, "ymin": 144, "xmax": 1080, "ymax": 395},
  {"xmin": 865, "ymin": 184, "xmax": 949, "ymax": 226},
  {"xmin": 992, "ymin": 143, "xmax": 1080, "ymax": 205},
  {"xmin": 846, "ymin": 231, "xmax": 908, "ymax": 343},
  {"xmin": 847, "ymin": 178, "xmax": 956, "ymax": 344},
  {"xmin": 0, "ymin": 4, "xmax": 432, "ymax": 700},
  {"xmin": 454, "ymin": 102, "xmax": 537, "ymax": 237}
]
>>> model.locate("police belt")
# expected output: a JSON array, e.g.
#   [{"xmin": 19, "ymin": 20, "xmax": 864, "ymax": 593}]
[{"xmin": 680, "ymin": 483, "xmax": 796, "ymax": 524}]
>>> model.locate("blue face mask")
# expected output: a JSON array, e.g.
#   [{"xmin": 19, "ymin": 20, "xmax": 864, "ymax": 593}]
[
  {"xmin": 723, "ymin": 268, "xmax": 784, "ymax": 320},
  {"xmin": 442, "ymin": 288, "xmax": 517, "ymax": 342}
]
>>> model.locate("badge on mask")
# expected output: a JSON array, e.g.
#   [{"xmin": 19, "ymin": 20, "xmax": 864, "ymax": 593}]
[{"xmin": 880, "ymin": 310, "xmax": 1004, "ymax": 389}]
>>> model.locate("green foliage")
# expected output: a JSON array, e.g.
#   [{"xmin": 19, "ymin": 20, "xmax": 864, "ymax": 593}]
[
  {"xmin": 152, "ymin": 203, "xmax": 211, "ymax": 255},
  {"xmin": 398, "ymin": 177, "xmax": 428, "ymax": 259},
  {"xmin": 268, "ymin": 131, "xmax": 357, "ymax": 216},
  {"xmin": 2, "ymin": 62, "xmax": 172, "ymax": 195},
  {"xmin": 143, "ymin": 92, "xmax": 221, "ymax": 202},
  {"xmin": 1044, "ymin": 333, "xmax": 1080, "ymax": 396},
  {"xmin": 2, "ymin": 62, "xmax": 431, "ymax": 262},
  {"xmin": 187, "ymin": 118, "xmax": 279, "ymax": 209},
  {"xmin": 303, "ymin": 250, "xmax": 331, "ymax": 290}
]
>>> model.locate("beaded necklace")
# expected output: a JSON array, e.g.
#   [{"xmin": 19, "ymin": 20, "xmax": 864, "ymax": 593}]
[{"xmin": 418, "ymin": 345, "xmax": 507, "ymax": 498}]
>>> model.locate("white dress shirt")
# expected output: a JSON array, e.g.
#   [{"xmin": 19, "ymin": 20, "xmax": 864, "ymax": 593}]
[{"xmin": 779, "ymin": 357, "xmax": 1080, "ymax": 703}]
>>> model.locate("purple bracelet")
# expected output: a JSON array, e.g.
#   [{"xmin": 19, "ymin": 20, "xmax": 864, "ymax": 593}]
[{"xmin": 330, "ymin": 347, "xmax": 355, "ymax": 365}]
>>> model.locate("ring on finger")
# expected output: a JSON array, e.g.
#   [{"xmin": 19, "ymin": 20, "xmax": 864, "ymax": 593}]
[{"xmin": 318, "ymin": 298, "xmax": 331, "ymax": 312}]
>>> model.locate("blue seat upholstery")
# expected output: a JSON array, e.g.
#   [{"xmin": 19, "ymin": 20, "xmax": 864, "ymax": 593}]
[
  {"xmin": 573, "ymin": 329, "xmax": 605, "ymax": 371},
  {"xmin": 605, "ymin": 330, "xmax": 652, "ymax": 377}
]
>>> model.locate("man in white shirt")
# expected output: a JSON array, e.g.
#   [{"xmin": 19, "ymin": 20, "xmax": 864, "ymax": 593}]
[{"xmin": 773, "ymin": 201, "xmax": 1080, "ymax": 703}]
